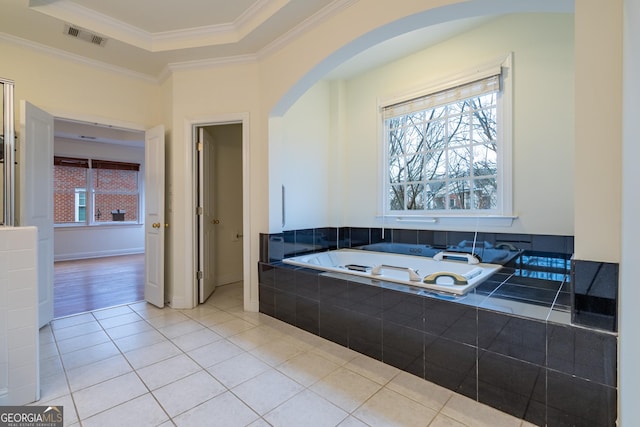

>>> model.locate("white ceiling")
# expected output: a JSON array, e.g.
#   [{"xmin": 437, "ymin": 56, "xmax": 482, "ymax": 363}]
[
  {"xmin": 2, "ymin": 0, "xmax": 501, "ymax": 81},
  {"xmin": 1, "ymin": 0, "xmax": 345, "ymax": 78}
]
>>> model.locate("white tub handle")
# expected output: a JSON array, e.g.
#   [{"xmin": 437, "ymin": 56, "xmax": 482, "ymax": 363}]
[
  {"xmin": 371, "ymin": 264, "xmax": 421, "ymax": 281},
  {"xmin": 433, "ymin": 251, "xmax": 480, "ymax": 264}
]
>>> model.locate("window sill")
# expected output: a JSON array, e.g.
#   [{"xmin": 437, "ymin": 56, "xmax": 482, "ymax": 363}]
[{"xmin": 379, "ymin": 214, "xmax": 518, "ymax": 227}]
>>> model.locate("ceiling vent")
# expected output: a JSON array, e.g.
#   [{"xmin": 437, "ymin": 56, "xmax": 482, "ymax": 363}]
[{"xmin": 64, "ymin": 24, "xmax": 108, "ymax": 47}]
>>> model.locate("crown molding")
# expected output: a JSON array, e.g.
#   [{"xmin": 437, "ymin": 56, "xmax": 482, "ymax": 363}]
[
  {"xmin": 161, "ymin": 0, "xmax": 353, "ymax": 76},
  {"xmin": 7, "ymin": 0, "xmax": 356, "ymax": 81},
  {"xmin": 165, "ymin": 53, "xmax": 258, "ymax": 76},
  {"xmin": 29, "ymin": 0, "xmax": 293, "ymax": 52},
  {"xmin": 0, "ymin": 32, "xmax": 157, "ymax": 83},
  {"xmin": 258, "ymin": 0, "xmax": 357, "ymax": 59}
]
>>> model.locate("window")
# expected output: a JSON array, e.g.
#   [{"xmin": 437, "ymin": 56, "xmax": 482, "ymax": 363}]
[
  {"xmin": 381, "ymin": 56, "xmax": 513, "ymax": 222},
  {"xmin": 54, "ymin": 156, "xmax": 141, "ymax": 225}
]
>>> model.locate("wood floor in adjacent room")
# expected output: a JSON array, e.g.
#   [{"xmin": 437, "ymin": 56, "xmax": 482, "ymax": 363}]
[{"xmin": 54, "ymin": 253, "xmax": 144, "ymax": 318}]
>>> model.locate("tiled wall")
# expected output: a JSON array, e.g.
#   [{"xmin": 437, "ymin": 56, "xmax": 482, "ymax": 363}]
[
  {"xmin": 261, "ymin": 227, "xmax": 576, "ymax": 262},
  {"xmin": 572, "ymin": 259, "xmax": 619, "ymax": 332},
  {"xmin": 258, "ymin": 261, "xmax": 617, "ymax": 426},
  {"xmin": 261, "ymin": 226, "xmax": 618, "ymax": 332},
  {"xmin": 0, "ymin": 226, "xmax": 39, "ymax": 405},
  {"xmin": 258, "ymin": 226, "xmax": 618, "ymax": 426}
]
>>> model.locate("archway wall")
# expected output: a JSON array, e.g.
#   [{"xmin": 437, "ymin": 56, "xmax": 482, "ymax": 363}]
[
  {"xmin": 265, "ymin": 2, "xmax": 577, "ymax": 237},
  {"xmin": 167, "ymin": 0, "xmax": 620, "ymax": 309}
]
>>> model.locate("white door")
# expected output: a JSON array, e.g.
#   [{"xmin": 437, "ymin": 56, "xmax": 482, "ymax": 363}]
[
  {"xmin": 144, "ymin": 125, "xmax": 165, "ymax": 308},
  {"xmin": 19, "ymin": 101, "xmax": 54, "ymax": 328},
  {"xmin": 198, "ymin": 127, "xmax": 217, "ymax": 303}
]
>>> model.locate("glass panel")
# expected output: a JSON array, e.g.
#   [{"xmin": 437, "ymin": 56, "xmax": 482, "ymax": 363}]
[
  {"xmin": 447, "ymin": 112, "xmax": 471, "ymax": 147},
  {"xmin": 92, "ymin": 169, "xmax": 139, "ymax": 222},
  {"xmin": 406, "ymin": 183, "xmax": 425, "ymax": 210},
  {"xmin": 448, "ymin": 147, "xmax": 471, "ymax": 178},
  {"xmin": 92, "ymin": 169, "xmax": 138, "ymax": 192},
  {"xmin": 54, "ymin": 166, "xmax": 87, "ymax": 224},
  {"xmin": 94, "ymin": 193, "xmax": 139, "ymax": 222},
  {"xmin": 405, "ymin": 153, "xmax": 424, "ymax": 182},
  {"xmin": 424, "ymin": 118, "xmax": 445, "ymax": 151},
  {"xmin": 425, "ymin": 150, "xmax": 446, "ymax": 181},
  {"xmin": 447, "ymin": 180, "xmax": 471, "ymax": 210},
  {"xmin": 403, "ymin": 123, "xmax": 425, "ymax": 154},
  {"xmin": 449, "ymin": 99, "xmax": 470, "ymax": 115},
  {"xmin": 473, "ymin": 178, "xmax": 497, "ymax": 209},
  {"xmin": 389, "ymin": 156, "xmax": 404, "ymax": 184},
  {"xmin": 473, "ymin": 144, "xmax": 497, "ymax": 176},
  {"xmin": 425, "ymin": 181, "xmax": 446, "ymax": 210},
  {"xmin": 472, "ymin": 106, "xmax": 497, "ymax": 143},
  {"xmin": 389, "ymin": 184, "xmax": 404, "ymax": 210},
  {"xmin": 388, "ymin": 127, "xmax": 405, "ymax": 157}
]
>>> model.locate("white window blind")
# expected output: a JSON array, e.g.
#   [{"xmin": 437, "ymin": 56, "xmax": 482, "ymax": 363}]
[{"xmin": 382, "ymin": 73, "xmax": 501, "ymax": 119}]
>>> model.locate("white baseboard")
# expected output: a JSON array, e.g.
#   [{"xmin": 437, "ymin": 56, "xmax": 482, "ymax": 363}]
[{"xmin": 54, "ymin": 248, "xmax": 144, "ymax": 262}]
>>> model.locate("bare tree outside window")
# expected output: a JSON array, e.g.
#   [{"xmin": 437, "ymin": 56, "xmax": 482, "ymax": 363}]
[{"xmin": 386, "ymin": 92, "xmax": 498, "ymax": 213}]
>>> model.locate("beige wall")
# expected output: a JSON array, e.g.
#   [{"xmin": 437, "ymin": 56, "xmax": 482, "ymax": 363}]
[
  {"xmin": 0, "ymin": 39, "xmax": 160, "ymax": 128},
  {"xmin": 312, "ymin": 13, "xmax": 574, "ymax": 235},
  {"xmin": 0, "ymin": 0, "xmax": 623, "ymax": 307},
  {"xmin": 167, "ymin": 64, "xmax": 261, "ymax": 308},
  {"xmin": 574, "ymin": 0, "xmax": 622, "ymax": 263},
  {"xmin": 269, "ymin": 80, "xmax": 332, "ymax": 231}
]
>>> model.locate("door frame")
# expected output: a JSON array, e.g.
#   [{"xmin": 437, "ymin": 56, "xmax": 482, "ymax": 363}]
[
  {"xmin": 46, "ymin": 111, "xmax": 151, "ymax": 311},
  {"xmin": 186, "ymin": 113, "xmax": 253, "ymax": 310}
]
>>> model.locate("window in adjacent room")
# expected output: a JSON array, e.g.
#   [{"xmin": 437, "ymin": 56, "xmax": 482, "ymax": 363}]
[
  {"xmin": 54, "ymin": 156, "xmax": 141, "ymax": 225},
  {"xmin": 381, "ymin": 55, "xmax": 513, "ymax": 220}
]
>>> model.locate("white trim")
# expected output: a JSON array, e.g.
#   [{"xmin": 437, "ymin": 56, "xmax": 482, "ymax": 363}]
[
  {"xmin": 258, "ymin": 0, "xmax": 358, "ymax": 59},
  {"xmin": 54, "ymin": 247, "xmax": 144, "ymax": 262},
  {"xmin": 166, "ymin": 54, "xmax": 257, "ymax": 74},
  {"xmin": 28, "ymin": 0, "xmax": 353, "ymax": 54},
  {"xmin": 380, "ymin": 214, "xmax": 517, "ymax": 228},
  {"xmin": 4, "ymin": 0, "xmax": 355, "ymax": 79},
  {"xmin": 184, "ymin": 113, "xmax": 254, "ymax": 312}
]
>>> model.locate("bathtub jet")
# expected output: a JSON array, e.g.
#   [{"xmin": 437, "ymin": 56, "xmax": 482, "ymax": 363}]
[{"xmin": 282, "ymin": 249, "xmax": 502, "ymax": 296}]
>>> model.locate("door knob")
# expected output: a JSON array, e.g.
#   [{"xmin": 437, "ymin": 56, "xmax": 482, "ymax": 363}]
[
  {"xmin": 152, "ymin": 222, "xmax": 161, "ymax": 228},
  {"xmin": 212, "ymin": 219, "xmax": 220, "ymax": 225},
  {"xmin": 165, "ymin": 223, "xmax": 169, "ymax": 228}
]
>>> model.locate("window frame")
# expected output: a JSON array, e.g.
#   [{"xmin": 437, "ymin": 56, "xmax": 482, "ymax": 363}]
[
  {"xmin": 378, "ymin": 54, "xmax": 515, "ymax": 227},
  {"xmin": 53, "ymin": 156, "xmax": 142, "ymax": 227}
]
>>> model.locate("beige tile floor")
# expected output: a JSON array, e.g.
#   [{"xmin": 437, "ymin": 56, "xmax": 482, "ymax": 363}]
[{"xmin": 36, "ymin": 282, "xmax": 538, "ymax": 427}]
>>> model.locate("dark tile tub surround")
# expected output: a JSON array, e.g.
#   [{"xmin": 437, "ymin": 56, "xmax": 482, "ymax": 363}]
[
  {"xmin": 572, "ymin": 259, "xmax": 619, "ymax": 332},
  {"xmin": 261, "ymin": 227, "xmax": 575, "ymax": 263},
  {"xmin": 258, "ymin": 227, "xmax": 618, "ymax": 426}
]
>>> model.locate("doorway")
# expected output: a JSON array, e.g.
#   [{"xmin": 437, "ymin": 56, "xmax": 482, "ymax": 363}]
[
  {"xmin": 195, "ymin": 123, "xmax": 244, "ymax": 304},
  {"xmin": 52, "ymin": 118, "xmax": 147, "ymax": 317}
]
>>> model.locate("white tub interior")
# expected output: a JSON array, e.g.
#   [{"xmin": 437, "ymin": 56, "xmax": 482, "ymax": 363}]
[{"xmin": 283, "ymin": 249, "xmax": 503, "ymax": 295}]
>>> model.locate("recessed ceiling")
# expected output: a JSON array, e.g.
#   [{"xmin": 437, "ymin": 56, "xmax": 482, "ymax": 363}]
[
  {"xmin": 0, "ymin": 1, "xmax": 517, "ymax": 81},
  {"xmin": 0, "ymin": 0, "xmax": 344, "ymax": 78}
]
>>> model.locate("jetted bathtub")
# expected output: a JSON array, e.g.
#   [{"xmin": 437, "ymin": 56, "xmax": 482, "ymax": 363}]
[{"xmin": 283, "ymin": 248, "xmax": 502, "ymax": 295}]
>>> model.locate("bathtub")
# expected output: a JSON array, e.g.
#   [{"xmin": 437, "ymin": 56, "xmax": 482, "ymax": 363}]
[{"xmin": 283, "ymin": 249, "xmax": 502, "ymax": 296}]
